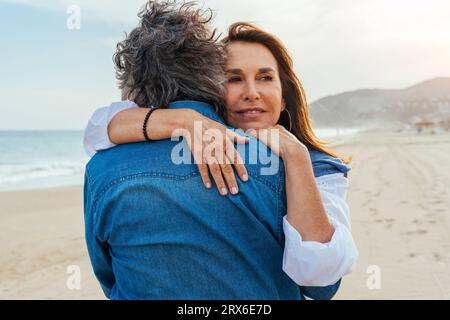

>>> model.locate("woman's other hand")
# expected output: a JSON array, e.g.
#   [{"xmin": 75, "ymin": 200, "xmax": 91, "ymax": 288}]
[{"xmin": 245, "ymin": 124, "xmax": 308, "ymax": 161}]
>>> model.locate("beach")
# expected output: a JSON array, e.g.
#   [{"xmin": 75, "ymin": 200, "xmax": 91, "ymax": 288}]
[
  {"xmin": 334, "ymin": 129, "xmax": 450, "ymax": 299},
  {"xmin": 0, "ymin": 187, "xmax": 103, "ymax": 299},
  {"xmin": 1, "ymin": 130, "xmax": 449, "ymax": 299}
]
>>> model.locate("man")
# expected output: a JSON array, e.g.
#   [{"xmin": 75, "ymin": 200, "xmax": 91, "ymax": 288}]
[{"xmin": 84, "ymin": 1, "xmax": 341, "ymax": 299}]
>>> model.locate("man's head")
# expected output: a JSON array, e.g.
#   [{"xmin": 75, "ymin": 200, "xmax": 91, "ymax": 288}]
[{"xmin": 115, "ymin": 1, "xmax": 226, "ymax": 113}]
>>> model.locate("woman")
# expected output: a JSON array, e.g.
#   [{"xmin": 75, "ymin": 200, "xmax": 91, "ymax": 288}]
[{"xmin": 84, "ymin": 22, "xmax": 358, "ymax": 288}]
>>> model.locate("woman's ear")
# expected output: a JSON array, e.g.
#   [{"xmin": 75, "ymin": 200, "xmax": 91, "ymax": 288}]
[{"xmin": 281, "ymin": 99, "xmax": 287, "ymax": 111}]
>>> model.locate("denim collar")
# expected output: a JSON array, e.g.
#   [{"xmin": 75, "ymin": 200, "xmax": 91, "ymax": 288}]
[{"xmin": 168, "ymin": 100, "xmax": 225, "ymax": 125}]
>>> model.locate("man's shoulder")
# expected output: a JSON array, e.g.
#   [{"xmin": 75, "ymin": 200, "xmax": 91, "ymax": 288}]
[
  {"xmin": 86, "ymin": 139, "xmax": 196, "ymax": 186},
  {"xmin": 307, "ymin": 147, "xmax": 351, "ymax": 178},
  {"xmin": 85, "ymin": 134, "xmax": 285, "ymax": 192}
]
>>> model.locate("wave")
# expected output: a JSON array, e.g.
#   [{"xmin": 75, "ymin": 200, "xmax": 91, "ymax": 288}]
[{"xmin": 0, "ymin": 160, "xmax": 88, "ymax": 185}]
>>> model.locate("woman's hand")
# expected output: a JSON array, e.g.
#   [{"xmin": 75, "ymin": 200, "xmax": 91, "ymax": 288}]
[
  {"xmin": 247, "ymin": 124, "xmax": 334, "ymax": 243},
  {"xmin": 107, "ymin": 106, "xmax": 249, "ymax": 195},
  {"xmin": 178, "ymin": 109, "xmax": 250, "ymax": 196},
  {"xmin": 246, "ymin": 124, "xmax": 308, "ymax": 161}
]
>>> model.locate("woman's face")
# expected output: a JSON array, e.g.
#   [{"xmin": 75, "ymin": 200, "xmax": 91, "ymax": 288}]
[{"xmin": 224, "ymin": 41, "xmax": 285, "ymax": 132}]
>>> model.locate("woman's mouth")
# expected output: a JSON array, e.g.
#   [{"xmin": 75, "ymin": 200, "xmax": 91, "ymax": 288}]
[{"xmin": 236, "ymin": 108, "xmax": 266, "ymax": 120}]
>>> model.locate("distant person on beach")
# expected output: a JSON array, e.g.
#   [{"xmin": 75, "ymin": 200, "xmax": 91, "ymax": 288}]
[{"xmin": 83, "ymin": 1, "xmax": 358, "ymax": 300}]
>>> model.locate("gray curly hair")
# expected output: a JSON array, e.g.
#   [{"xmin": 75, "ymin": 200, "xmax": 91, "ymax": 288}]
[{"xmin": 114, "ymin": 0, "xmax": 226, "ymax": 113}]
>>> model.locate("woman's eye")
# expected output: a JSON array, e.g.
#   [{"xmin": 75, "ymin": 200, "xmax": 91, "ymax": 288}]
[
  {"xmin": 260, "ymin": 76, "xmax": 273, "ymax": 81},
  {"xmin": 227, "ymin": 77, "xmax": 241, "ymax": 83}
]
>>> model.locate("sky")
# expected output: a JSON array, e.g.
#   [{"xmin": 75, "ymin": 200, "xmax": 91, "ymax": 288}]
[{"xmin": 0, "ymin": 0, "xmax": 449, "ymax": 130}]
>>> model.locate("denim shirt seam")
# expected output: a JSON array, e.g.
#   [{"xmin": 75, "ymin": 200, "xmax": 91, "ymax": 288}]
[
  {"xmin": 84, "ymin": 167, "xmax": 95, "ymax": 213},
  {"xmin": 85, "ymin": 167, "xmax": 100, "ymax": 231},
  {"xmin": 276, "ymin": 169, "xmax": 285, "ymax": 241},
  {"xmin": 91, "ymin": 169, "xmax": 279, "ymax": 221},
  {"xmin": 91, "ymin": 171, "xmax": 199, "ymax": 220},
  {"xmin": 85, "ymin": 166, "xmax": 93, "ymax": 187}
]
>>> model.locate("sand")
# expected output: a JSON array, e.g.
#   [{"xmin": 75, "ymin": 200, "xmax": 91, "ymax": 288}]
[
  {"xmin": 0, "ymin": 187, "xmax": 104, "ymax": 299},
  {"xmin": 1, "ymin": 130, "xmax": 449, "ymax": 299},
  {"xmin": 333, "ymin": 130, "xmax": 450, "ymax": 299}
]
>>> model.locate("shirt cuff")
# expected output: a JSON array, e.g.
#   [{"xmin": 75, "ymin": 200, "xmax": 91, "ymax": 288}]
[
  {"xmin": 282, "ymin": 214, "xmax": 359, "ymax": 287},
  {"xmin": 83, "ymin": 101, "xmax": 138, "ymax": 157}
]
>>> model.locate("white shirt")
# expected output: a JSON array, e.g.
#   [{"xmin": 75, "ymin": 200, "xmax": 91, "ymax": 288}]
[{"xmin": 83, "ymin": 101, "xmax": 359, "ymax": 289}]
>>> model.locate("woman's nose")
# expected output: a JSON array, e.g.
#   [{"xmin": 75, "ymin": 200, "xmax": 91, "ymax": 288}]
[{"xmin": 243, "ymin": 81, "xmax": 260, "ymax": 101}]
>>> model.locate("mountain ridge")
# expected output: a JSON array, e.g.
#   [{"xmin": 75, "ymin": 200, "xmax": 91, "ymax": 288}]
[{"xmin": 309, "ymin": 77, "xmax": 450, "ymax": 128}]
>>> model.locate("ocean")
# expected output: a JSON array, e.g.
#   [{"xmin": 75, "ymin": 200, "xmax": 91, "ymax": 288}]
[
  {"xmin": 0, "ymin": 127, "xmax": 359, "ymax": 192},
  {"xmin": 0, "ymin": 131, "xmax": 88, "ymax": 191}
]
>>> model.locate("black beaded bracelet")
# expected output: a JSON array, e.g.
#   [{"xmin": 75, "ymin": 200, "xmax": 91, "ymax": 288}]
[{"xmin": 143, "ymin": 107, "xmax": 157, "ymax": 142}]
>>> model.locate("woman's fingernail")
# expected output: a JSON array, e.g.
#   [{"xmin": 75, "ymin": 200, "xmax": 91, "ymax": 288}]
[
  {"xmin": 206, "ymin": 183, "xmax": 212, "ymax": 188},
  {"xmin": 231, "ymin": 187, "xmax": 238, "ymax": 194},
  {"xmin": 242, "ymin": 174, "xmax": 248, "ymax": 182},
  {"xmin": 221, "ymin": 188, "xmax": 228, "ymax": 195}
]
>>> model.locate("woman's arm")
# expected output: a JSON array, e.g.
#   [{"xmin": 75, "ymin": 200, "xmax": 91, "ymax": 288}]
[
  {"xmin": 283, "ymin": 147, "xmax": 335, "ymax": 242},
  {"xmin": 108, "ymin": 107, "xmax": 194, "ymax": 143},
  {"xmin": 83, "ymin": 101, "xmax": 193, "ymax": 153},
  {"xmin": 247, "ymin": 126, "xmax": 334, "ymax": 242},
  {"xmin": 84, "ymin": 101, "xmax": 199, "ymax": 153},
  {"xmin": 282, "ymin": 173, "xmax": 358, "ymax": 288},
  {"xmin": 84, "ymin": 101, "xmax": 249, "ymax": 194},
  {"xmin": 83, "ymin": 101, "xmax": 138, "ymax": 157},
  {"xmin": 247, "ymin": 126, "xmax": 358, "ymax": 288}
]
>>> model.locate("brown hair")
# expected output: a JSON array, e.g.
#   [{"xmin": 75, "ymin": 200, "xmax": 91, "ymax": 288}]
[{"xmin": 222, "ymin": 22, "xmax": 351, "ymax": 164}]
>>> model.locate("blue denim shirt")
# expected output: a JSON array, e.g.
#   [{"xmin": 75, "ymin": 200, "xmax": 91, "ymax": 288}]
[{"xmin": 84, "ymin": 100, "xmax": 350, "ymax": 300}]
